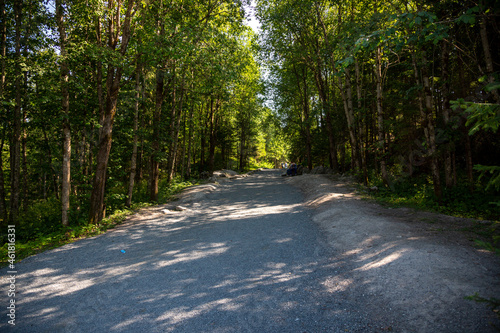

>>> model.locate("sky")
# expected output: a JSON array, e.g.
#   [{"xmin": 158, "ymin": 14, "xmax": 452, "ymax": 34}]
[{"xmin": 245, "ymin": 1, "xmax": 261, "ymax": 33}]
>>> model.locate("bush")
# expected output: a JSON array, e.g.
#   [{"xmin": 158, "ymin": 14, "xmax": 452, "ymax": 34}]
[{"xmin": 18, "ymin": 198, "xmax": 63, "ymax": 241}]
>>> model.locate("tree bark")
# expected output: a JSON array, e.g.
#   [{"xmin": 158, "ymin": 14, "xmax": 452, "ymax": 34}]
[
  {"xmin": 293, "ymin": 64, "xmax": 313, "ymax": 170},
  {"xmin": 313, "ymin": 69, "xmax": 338, "ymax": 171},
  {"xmin": 421, "ymin": 50, "xmax": 442, "ymax": 202},
  {"xmin": 89, "ymin": 0, "xmax": 136, "ymax": 224},
  {"xmin": 185, "ymin": 104, "xmax": 194, "ymax": 179},
  {"xmin": 355, "ymin": 58, "xmax": 368, "ymax": 185},
  {"xmin": 375, "ymin": 46, "xmax": 389, "ymax": 186},
  {"xmin": 149, "ymin": 66, "xmax": 164, "ymax": 202},
  {"xmin": 10, "ymin": 0, "xmax": 22, "ymax": 225},
  {"xmin": 0, "ymin": 0, "xmax": 5, "ymax": 96},
  {"xmin": 208, "ymin": 97, "xmax": 220, "ymax": 175},
  {"xmin": 480, "ymin": 16, "xmax": 499, "ymax": 104},
  {"xmin": 441, "ymin": 41, "xmax": 455, "ymax": 188},
  {"xmin": 126, "ymin": 61, "xmax": 141, "ymax": 207},
  {"xmin": 167, "ymin": 71, "xmax": 186, "ymax": 182},
  {"xmin": 56, "ymin": 0, "xmax": 71, "ymax": 226},
  {"xmin": 0, "ymin": 128, "xmax": 7, "ymax": 224},
  {"xmin": 0, "ymin": 0, "xmax": 6, "ymax": 223},
  {"xmin": 338, "ymin": 69, "xmax": 360, "ymax": 171}
]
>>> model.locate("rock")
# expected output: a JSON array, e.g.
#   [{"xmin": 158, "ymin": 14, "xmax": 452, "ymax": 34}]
[
  {"xmin": 311, "ymin": 166, "xmax": 325, "ymax": 174},
  {"xmin": 174, "ymin": 205, "xmax": 189, "ymax": 211}
]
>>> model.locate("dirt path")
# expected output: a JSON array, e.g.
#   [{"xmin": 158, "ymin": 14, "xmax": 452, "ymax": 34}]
[
  {"xmin": 287, "ymin": 173, "xmax": 500, "ymax": 332},
  {"xmin": 0, "ymin": 169, "xmax": 498, "ymax": 332}
]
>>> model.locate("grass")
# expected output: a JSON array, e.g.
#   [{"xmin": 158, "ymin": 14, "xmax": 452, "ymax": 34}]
[
  {"xmin": 362, "ymin": 176, "xmax": 500, "ymax": 221},
  {"xmin": 357, "ymin": 173, "xmax": 500, "ymax": 253},
  {"xmin": 0, "ymin": 178, "xmax": 195, "ymax": 267}
]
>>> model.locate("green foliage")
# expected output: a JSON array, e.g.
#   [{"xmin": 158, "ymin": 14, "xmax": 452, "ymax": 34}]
[
  {"xmin": 452, "ymin": 99, "xmax": 500, "ymax": 135},
  {"xmin": 0, "ymin": 201, "xmax": 152, "ymax": 267},
  {"xmin": 452, "ymin": 94, "xmax": 500, "ymax": 193},
  {"xmin": 465, "ymin": 293, "xmax": 500, "ymax": 328},
  {"xmin": 17, "ymin": 198, "xmax": 64, "ymax": 241},
  {"xmin": 0, "ymin": 177, "xmax": 196, "ymax": 266},
  {"xmin": 365, "ymin": 175, "xmax": 500, "ymax": 221}
]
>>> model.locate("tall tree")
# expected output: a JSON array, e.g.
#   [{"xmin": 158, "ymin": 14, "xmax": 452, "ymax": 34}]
[
  {"xmin": 10, "ymin": 0, "xmax": 22, "ymax": 225},
  {"xmin": 56, "ymin": 0, "xmax": 71, "ymax": 226},
  {"xmin": 89, "ymin": 0, "xmax": 137, "ymax": 223}
]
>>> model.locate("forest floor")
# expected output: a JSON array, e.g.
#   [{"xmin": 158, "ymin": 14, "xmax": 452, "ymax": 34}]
[{"xmin": 286, "ymin": 172, "xmax": 500, "ymax": 332}]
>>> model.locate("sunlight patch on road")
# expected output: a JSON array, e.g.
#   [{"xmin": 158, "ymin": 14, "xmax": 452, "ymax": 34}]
[
  {"xmin": 208, "ymin": 203, "xmax": 302, "ymax": 220},
  {"xmin": 321, "ymin": 276, "xmax": 354, "ymax": 292},
  {"xmin": 356, "ymin": 250, "xmax": 407, "ymax": 271},
  {"xmin": 307, "ymin": 192, "xmax": 356, "ymax": 207},
  {"xmin": 155, "ymin": 243, "xmax": 229, "ymax": 268},
  {"xmin": 156, "ymin": 298, "xmax": 242, "ymax": 325}
]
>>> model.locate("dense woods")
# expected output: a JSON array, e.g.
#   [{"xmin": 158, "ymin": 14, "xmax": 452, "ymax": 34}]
[
  {"xmin": 256, "ymin": 0, "xmax": 499, "ymax": 217},
  {"xmin": 0, "ymin": 0, "xmax": 499, "ymax": 245}
]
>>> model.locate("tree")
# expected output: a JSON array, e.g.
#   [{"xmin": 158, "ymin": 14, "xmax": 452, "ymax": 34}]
[
  {"xmin": 56, "ymin": 0, "xmax": 71, "ymax": 226},
  {"xmin": 88, "ymin": 0, "xmax": 137, "ymax": 224}
]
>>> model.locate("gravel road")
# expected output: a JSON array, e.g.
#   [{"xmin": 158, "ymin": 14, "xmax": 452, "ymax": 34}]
[{"xmin": 1, "ymin": 169, "xmax": 498, "ymax": 332}]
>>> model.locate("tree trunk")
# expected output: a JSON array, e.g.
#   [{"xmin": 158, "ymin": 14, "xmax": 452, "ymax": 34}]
[
  {"xmin": 338, "ymin": 69, "xmax": 359, "ymax": 171},
  {"xmin": 56, "ymin": 0, "xmax": 71, "ymax": 226},
  {"xmin": 41, "ymin": 127, "xmax": 59, "ymax": 198},
  {"xmin": 313, "ymin": 70, "xmax": 338, "ymax": 171},
  {"xmin": 441, "ymin": 41, "xmax": 455, "ymax": 188},
  {"xmin": 421, "ymin": 50, "xmax": 442, "ymax": 201},
  {"xmin": 0, "ymin": 0, "xmax": 5, "ymax": 97},
  {"xmin": 463, "ymin": 125, "xmax": 474, "ymax": 192},
  {"xmin": 21, "ymin": 105, "xmax": 28, "ymax": 209},
  {"xmin": 136, "ymin": 72, "xmax": 146, "ymax": 184},
  {"xmin": 301, "ymin": 67, "xmax": 313, "ymax": 170},
  {"xmin": 149, "ymin": 67, "xmax": 164, "ymax": 202},
  {"xmin": 0, "ymin": 128, "xmax": 7, "ymax": 224},
  {"xmin": 126, "ymin": 61, "xmax": 141, "ymax": 207},
  {"xmin": 355, "ymin": 58, "xmax": 368, "ymax": 185},
  {"xmin": 185, "ymin": 104, "xmax": 194, "ymax": 179},
  {"xmin": 239, "ymin": 130, "xmax": 245, "ymax": 171},
  {"xmin": 10, "ymin": 0, "xmax": 22, "ymax": 225},
  {"xmin": 208, "ymin": 97, "xmax": 219, "ymax": 175},
  {"xmin": 480, "ymin": 16, "xmax": 499, "ymax": 103},
  {"xmin": 200, "ymin": 106, "xmax": 206, "ymax": 173},
  {"xmin": 167, "ymin": 72, "xmax": 186, "ymax": 182},
  {"xmin": 292, "ymin": 64, "xmax": 313, "ymax": 170},
  {"xmin": 89, "ymin": 0, "xmax": 135, "ymax": 224},
  {"xmin": 375, "ymin": 46, "xmax": 389, "ymax": 186}
]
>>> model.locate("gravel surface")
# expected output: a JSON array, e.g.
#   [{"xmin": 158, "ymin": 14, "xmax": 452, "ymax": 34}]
[{"xmin": 1, "ymin": 169, "xmax": 499, "ymax": 332}]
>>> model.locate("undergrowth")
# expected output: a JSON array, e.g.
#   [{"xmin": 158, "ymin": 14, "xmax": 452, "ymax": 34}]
[
  {"xmin": 0, "ymin": 178, "xmax": 195, "ymax": 267},
  {"xmin": 364, "ymin": 174, "xmax": 500, "ymax": 221},
  {"xmin": 359, "ymin": 173, "xmax": 500, "ymax": 254}
]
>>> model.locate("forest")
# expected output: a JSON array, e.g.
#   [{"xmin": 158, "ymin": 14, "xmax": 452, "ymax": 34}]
[{"xmin": 0, "ymin": 0, "xmax": 499, "ymax": 250}]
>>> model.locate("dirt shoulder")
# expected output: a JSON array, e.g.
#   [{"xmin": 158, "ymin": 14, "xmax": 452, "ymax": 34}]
[{"xmin": 286, "ymin": 173, "xmax": 500, "ymax": 332}]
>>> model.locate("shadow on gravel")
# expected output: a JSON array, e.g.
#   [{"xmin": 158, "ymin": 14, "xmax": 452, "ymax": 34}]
[
  {"xmin": 0, "ymin": 170, "xmax": 374, "ymax": 332},
  {"xmin": 2, "ymin": 170, "xmax": 497, "ymax": 332}
]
